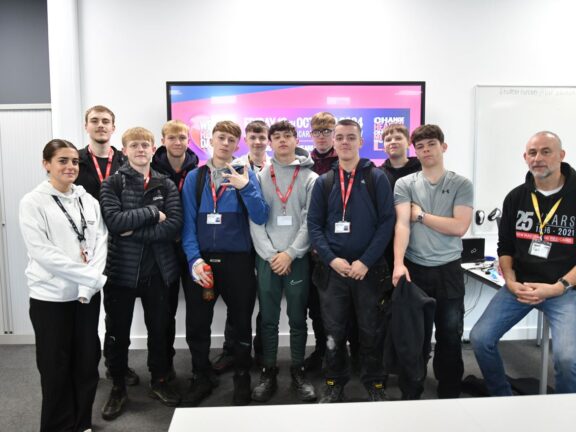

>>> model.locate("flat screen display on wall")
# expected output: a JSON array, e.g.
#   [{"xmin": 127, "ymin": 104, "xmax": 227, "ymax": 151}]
[{"xmin": 166, "ymin": 81, "xmax": 425, "ymax": 164}]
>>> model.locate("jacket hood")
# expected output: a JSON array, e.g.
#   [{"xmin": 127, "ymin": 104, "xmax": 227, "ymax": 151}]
[
  {"xmin": 525, "ymin": 162, "xmax": 576, "ymax": 195},
  {"xmin": 152, "ymin": 145, "xmax": 199, "ymax": 174},
  {"xmin": 271, "ymin": 146, "xmax": 314, "ymax": 168},
  {"xmin": 35, "ymin": 180, "xmax": 88, "ymax": 199},
  {"xmin": 357, "ymin": 158, "xmax": 375, "ymax": 170}
]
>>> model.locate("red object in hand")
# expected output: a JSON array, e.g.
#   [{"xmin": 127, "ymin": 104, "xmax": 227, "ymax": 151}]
[{"xmin": 202, "ymin": 264, "xmax": 215, "ymax": 301}]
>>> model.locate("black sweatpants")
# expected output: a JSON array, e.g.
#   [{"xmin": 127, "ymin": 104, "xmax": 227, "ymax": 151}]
[
  {"xmin": 405, "ymin": 259, "xmax": 465, "ymax": 398},
  {"xmin": 103, "ymin": 274, "xmax": 171, "ymax": 384},
  {"xmin": 29, "ymin": 293, "xmax": 101, "ymax": 432},
  {"xmin": 184, "ymin": 252, "xmax": 257, "ymax": 373},
  {"xmin": 319, "ymin": 268, "xmax": 386, "ymax": 386},
  {"xmin": 166, "ymin": 247, "xmax": 191, "ymax": 366}
]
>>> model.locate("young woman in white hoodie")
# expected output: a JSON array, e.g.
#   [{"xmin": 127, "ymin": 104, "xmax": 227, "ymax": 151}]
[{"xmin": 19, "ymin": 139, "xmax": 108, "ymax": 432}]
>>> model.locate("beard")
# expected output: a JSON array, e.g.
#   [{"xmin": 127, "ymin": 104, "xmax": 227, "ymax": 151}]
[{"xmin": 93, "ymin": 137, "xmax": 109, "ymax": 145}]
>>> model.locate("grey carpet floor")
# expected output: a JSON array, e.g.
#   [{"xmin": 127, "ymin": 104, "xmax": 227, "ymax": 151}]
[{"xmin": 0, "ymin": 341, "xmax": 554, "ymax": 432}]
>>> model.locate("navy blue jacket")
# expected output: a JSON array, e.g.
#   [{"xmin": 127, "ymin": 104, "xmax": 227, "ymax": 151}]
[
  {"xmin": 181, "ymin": 166, "xmax": 269, "ymax": 265},
  {"xmin": 307, "ymin": 158, "xmax": 395, "ymax": 268},
  {"xmin": 151, "ymin": 145, "xmax": 199, "ymax": 195}
]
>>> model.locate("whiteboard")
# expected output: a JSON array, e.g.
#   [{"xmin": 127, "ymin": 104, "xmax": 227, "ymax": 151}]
[{"xmin": 473, "ymin": 86, "xmax": 576, "ymax": 235}]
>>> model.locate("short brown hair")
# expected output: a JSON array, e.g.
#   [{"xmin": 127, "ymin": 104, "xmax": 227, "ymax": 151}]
[
  {"xmin": 213, "ymin": 121, "xmax": 242, "ymax": 139},
  {"xmin": 382, "ymin": 124, "xmax": 409, "ymax": 141},
  {"xmin": 245, "ymin": 120, "xmax": 269, "ymax": 135},
  {"xmin": 122, "ymin": 127, "xmax": 155, "ymax": 147},
  {"xmin": 410, "ymin": 124, "xmax": 444, "ymax": 145},
  {"xmin": 84, "ymin": 105, "xmax": 115, "ymax": 125},
  {"xmin": 162, "ymin": 120, "xmax": 189, "ymax": 138},
  {"xmin": 268, "ymin": 120, "xmax": 297, "ymax": 139},
  {"xmin": 336, "ymin": 119, "xmax": 362, "ymax": 134},
  {"xmin": 311, "ymin": 112, "xmax": 336, "ymax": 130}
]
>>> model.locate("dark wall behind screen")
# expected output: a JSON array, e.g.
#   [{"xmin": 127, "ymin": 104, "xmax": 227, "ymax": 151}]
[{"xmin": 0, "ymin": 0, "xmax": 50, "ymax": 104}]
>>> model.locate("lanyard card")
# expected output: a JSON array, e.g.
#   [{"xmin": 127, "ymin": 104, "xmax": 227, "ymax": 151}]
[
  {"xmin": 335, "ymin": 221, "xmax": 351, "ymax": 233},
  {"xmin": 277, "ymin": 215, "xmax": 293, "ymax": 226},
  {"xmin": 207, "ymin": 213, "xmax": 222, "ymax": 225},
  {"xmin": 529, "ymin": 239, "xmax": 551, "ymax": 259}
]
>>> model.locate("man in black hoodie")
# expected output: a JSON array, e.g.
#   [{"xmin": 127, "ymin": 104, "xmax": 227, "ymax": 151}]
[
  {"xmin": 471, "ymin": 131, "xmax": 576, "ymax": 396},
  {"xmin": 151, "ymin": 120, "xmax": 199, "ymax": 378},
  {"xmin": 379, "ymin": 124, "xmax": 421, "ymax": 271}
]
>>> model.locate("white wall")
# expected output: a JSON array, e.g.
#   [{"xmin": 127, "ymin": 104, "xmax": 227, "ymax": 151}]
[{"xmin": 15, "ymin": 0, "xmax": 572, "ymax": 344}]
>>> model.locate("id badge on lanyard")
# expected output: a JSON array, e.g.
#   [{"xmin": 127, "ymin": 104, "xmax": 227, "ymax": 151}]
[
  {"xmin": 335, "ymin": 166, "xmax": 355, "ymax": 234},
  {"xmin": 529, "ymin": 239, "xmax": 552, "ymax": 259},
  {"xmin": 208, "ymin": 177, "xmax": 226, "ymax": 225},
  {"xmin": 207, "ymin": 213, "xmax": 222, "ymax": 225},
  {"xmin": 335, "ymin": 221, "xmax": 351, "ymax": 233},
  {"xmin": 271, "ymin": 164, "xmax": 299, "ymax": 228},
  {"xmin": 80, "ymin": 240, "xmax": 93, "ymax": 263},
  {"xmin": 529, "ymin": 192, "xmax": 562, "ymax": 259},
  {"xmin": 277, "ymin": 215, "xmax": 293, "ymax": 226}
]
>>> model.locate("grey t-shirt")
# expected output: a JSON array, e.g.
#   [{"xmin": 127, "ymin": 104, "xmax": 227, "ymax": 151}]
[{"xmin": 394, "ymin": 170, "xmax": 473, "ymax": 266}]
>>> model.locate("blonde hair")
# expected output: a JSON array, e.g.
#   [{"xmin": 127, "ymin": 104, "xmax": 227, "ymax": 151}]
[
  {"xmin": 162, "ymin": 120, "xmax": 189, "ymax": 138},
  {"xmin": 311, "ymin": 112, "xmax": 336, "ymax": 129},
  {"xmin": 122, "ymin": 127, "xmax": 155, "ymax": 147}
]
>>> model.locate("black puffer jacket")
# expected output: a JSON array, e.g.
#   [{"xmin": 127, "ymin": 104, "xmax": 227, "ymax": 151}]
[{"xmin": 100, "ymin": 164, "xmax": 182, "ymax": 288}]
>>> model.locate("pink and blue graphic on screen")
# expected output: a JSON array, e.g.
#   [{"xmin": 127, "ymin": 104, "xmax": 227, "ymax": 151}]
[{"xmin": 169, "ymin": 84, "xmax": 424, "ymax": 164}]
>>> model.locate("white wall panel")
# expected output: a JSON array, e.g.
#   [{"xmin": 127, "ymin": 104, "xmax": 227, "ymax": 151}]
[{"xmin": 0, "ymin": 108, "xmax": 52, "ymax": 335}]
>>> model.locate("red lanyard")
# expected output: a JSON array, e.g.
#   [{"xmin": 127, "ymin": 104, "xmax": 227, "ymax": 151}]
[
  {"xmin": 178, "ymin": 170, "xmax": 187, "ymax": 192},
  {"xmin": 270, "ymin": 165, "xmax": 300, "ymax": 213},
  {"xmin": 88, "ymin": 146, "xmax": 113, "ymax": 183},
  {"xmin": 210, "ymin": 179, "xmax": 227, "ymax": 213},
  {"xmin": 144, "ymin": 172, "xmax": 151, "ymax": 190},
  {"xmin": 339, "ymin": 166, "xmax": 356, "ymax": 220}
]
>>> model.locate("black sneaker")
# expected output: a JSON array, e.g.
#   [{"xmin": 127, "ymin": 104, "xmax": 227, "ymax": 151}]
[
  {"xmin": 166, "ymin": 365, "xmax": 177, "ymax": 382},
  {"xmin": 319, "ymin": 380, "xmax": 344, "ymax": 403},
  {"xmin": 105, "ymin": 367, "xmax": 140, "ymax": 386},
  {"xmin": 233, "ymin": 371, "xmax": 251, "ymax": 406},
  {"xmin": 291, "ymin": 366, "xmax": 317, "ymax": 402},
  {"xmin": 366, "ymin": 381, "xmax": 389, "ymax": 402},
  {"xmin": 101, "ymin": 385, "xmax": 127, "ymax": 421},
  {"xmin": 251, "ymin": 367, "xmax": 278, "ymax": 402},
  {"xmin": 303, "ymin": 350, "xmax": 324, "ymax": 372},
  {"xmin": 149, "ymin": 379, "xmax": 181, "ymax": 407},
  {"xmin": 211, "ymin": 351, "xmax": 235, "ymax": 375},
  {"xmin": 181, "ymin": 373, "xmax": 215, "ymax": 407}
]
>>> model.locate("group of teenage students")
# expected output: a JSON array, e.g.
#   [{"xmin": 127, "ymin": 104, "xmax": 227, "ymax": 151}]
[{"xmin": 21, "ymin": 105, "xmax": 476, "ymax": 432}]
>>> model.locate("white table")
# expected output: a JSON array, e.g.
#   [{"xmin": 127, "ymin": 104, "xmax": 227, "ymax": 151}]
[{"xmin": 170, "ymin": 394, "xmax": 575, "ymax": 432}]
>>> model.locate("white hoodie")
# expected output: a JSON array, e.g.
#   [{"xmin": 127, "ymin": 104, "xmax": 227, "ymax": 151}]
[{"xmin": 19, "ymin": 181, "xmax": 108, "ymax": 302}]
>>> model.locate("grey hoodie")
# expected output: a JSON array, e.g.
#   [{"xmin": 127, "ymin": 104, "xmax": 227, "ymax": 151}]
[{"xmin": 250, "ymin": 147, "xmax": 318, "ymax": 261}]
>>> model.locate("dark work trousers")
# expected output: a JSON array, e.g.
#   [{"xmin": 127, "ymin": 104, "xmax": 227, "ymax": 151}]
[
  {"xmin": 166, "ymin": 247, "xmax": 189, "ymax": 367},
  {"xmin": 319, "ymin": 268, "xmax": 386, "ymax": 386},
  {"xmin": 29, "ymin": 293, "xmax": 101, "ymax": 432},
  {"xmin": 184, "ymin": 252, "xmax": 257, "ymax": 374},
  {"xmin": 405, "ymin": 259, "xmax": 465, "ymax": 398},
  {"xmin": 222, "ymin": 310, "xmax": 263, "ymax": 356},
  {"xmin": 103, "ymin": 274, "xmax": 171, "ymax": 385},
  {"xmin": 308, "ymin": 254, "xmax": 326, "ymax": 354}
]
